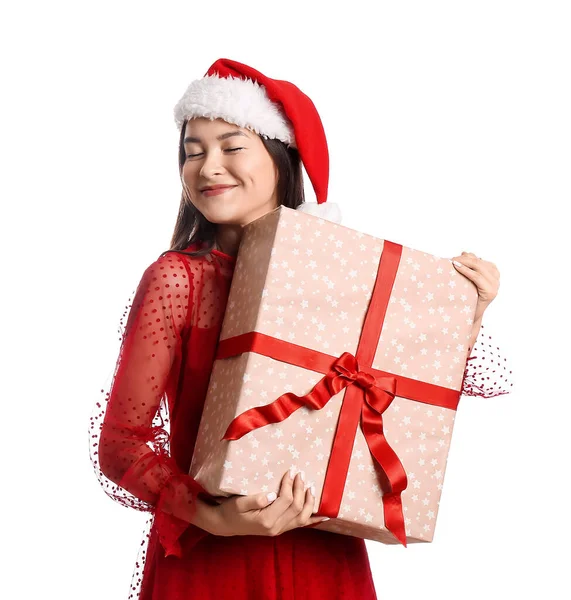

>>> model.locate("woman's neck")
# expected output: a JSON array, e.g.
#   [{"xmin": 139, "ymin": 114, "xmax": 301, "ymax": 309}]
[{"xmin": 215, "ymin": 224, "xmax": 243, "ymax": 258}]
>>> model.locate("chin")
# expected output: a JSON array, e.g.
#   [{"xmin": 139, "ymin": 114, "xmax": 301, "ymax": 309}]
[
  {"xmin": 199, "ymin": 200, "xmax": 275, "ymax": 227},
  {"xmin": 202, "ymin": 209, "xmax": 245, "ymax": 226}
]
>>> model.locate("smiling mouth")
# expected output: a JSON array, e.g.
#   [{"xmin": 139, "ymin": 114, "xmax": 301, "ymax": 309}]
[{"xmin": 201, "ymin": 186, "xmax": 237, "ymax": 197}]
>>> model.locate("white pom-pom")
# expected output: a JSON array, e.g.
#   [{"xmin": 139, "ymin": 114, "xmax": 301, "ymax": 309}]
[{"xmin": 295, "ymin": 202, "xmax": 342, "ymax": 224}]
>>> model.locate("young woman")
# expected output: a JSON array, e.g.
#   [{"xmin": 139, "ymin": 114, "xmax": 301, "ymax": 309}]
[{"xmin": 90, "ymin": 58, "xmax": 512, "ymax": 600}]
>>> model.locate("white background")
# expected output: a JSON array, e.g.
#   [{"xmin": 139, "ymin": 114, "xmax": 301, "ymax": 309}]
[{"xmin": 2, "ymin": 1, "xmax": 569, "ymax": 598}]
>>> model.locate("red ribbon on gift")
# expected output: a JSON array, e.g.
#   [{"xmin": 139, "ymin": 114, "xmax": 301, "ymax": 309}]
[{"xmin": 215, "ymin": 241, "xmax": 463, "ymax": 547}]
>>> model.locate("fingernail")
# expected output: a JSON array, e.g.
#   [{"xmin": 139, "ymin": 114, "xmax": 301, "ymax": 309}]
[
  {"xmin": 267, "ymin": 492, "xmax": 277, "ymax": 502},
  {"xmin": 321, "ymin": 517, "xmax": 330, "ymax": 521},
  {"xmin": 300, "ymin": 471, "xmax": 305, "ymax": 482},
  {"xmin": 289, "ymin": 468, "xmax": 295, "ymax": 480},
  {"xmin": 310, "ymin": 485, "xmax": 316, "ymax": 496},
  {"xmin": 453, "ymin": 260, "xmax": 463, "ymax": 268}
]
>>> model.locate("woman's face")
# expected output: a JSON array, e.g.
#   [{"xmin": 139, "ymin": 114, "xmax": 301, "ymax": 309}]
[{"xmin": 181, "ymin": 117, "xmax": 279, "ymax": 226}]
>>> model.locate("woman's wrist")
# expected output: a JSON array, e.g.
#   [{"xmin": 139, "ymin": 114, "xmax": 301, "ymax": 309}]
[
  {"xmin": 191, "ymin": 497, "xmax": 226, "ymax": 535},
  {"xmin": 157, "ymin": 478, "xmax": 224, "ymax": 535}
]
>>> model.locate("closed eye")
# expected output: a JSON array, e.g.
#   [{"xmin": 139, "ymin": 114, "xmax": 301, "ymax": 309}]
[{"xmin": 186, "ymin": 147, "xmax": 244, "ymax": 159}]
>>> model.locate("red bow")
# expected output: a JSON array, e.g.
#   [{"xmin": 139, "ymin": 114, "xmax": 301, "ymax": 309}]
[{"xmin": 223, "ymin": 351, "xmax": 408, "ymax": 546}]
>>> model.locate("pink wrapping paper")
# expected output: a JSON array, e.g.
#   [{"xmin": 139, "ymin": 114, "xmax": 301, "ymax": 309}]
[{"xmin": 189, "ymin": 206, "xmax": 478, "ymax": 544}]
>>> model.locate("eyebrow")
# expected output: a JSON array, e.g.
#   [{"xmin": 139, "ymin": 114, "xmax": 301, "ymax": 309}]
[{"xmin": 183, "ymin": 131, "xmax": 249, "ymax": 144}]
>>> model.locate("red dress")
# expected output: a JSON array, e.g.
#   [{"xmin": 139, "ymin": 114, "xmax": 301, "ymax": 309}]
[{"xmin": 89, "ymin": 243, "xmax": 513, "ymax": 600}]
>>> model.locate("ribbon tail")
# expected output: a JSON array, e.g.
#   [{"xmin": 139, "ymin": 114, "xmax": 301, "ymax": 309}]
[
  {"xmin": 361, "ymin": 399, "xmax": 408, "ymax": 546},
  {"xmin": 223, "ymin": 370, "xmax": 349, "ymax": 441},
  {"xmin": 222, "ymin": 395, "xmax": 302, "ymax": 440},
  {"xmin": 382, "ymin": 493, "xmax": 407, "ymax": 547}
]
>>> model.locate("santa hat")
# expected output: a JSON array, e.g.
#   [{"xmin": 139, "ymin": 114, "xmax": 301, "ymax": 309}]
[{"xmin": 173, "ymin": 58, "xmax": 342, "ymax": 224}]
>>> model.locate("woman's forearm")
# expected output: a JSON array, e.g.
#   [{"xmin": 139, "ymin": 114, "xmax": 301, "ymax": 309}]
[{"xmin": 469, "ymin": 315, "xmax": 483, "ymax": 353}]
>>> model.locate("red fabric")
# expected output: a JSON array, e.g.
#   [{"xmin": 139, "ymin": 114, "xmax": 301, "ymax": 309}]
[{"xmin": 89, "ymin": 243, "xmax": 513, "ymax": 600}]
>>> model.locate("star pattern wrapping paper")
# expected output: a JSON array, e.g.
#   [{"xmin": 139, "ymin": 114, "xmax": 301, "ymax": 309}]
[{"xmin": 189, "ymin": 206, "xmax": 478, "ymax": 544}]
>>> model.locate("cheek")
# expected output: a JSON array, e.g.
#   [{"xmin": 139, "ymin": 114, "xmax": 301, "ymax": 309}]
[
  {"xmin": 246, "ymin": 158, "xmax": 277, "ymax": 190},
  {"xmin": 181, "ymin": 164, "xmax": 205, "ymax": 206},
  {"xmin": 181, "ymin": 162, "xmax": 194, "ymax": 183}
]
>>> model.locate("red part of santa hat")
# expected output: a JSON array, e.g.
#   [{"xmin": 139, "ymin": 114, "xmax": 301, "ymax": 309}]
[{"xmin": 173, "ymin": 58, "xmax": 340, "ymax": 221}]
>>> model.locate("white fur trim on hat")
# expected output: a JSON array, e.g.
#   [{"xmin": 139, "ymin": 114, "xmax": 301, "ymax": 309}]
[
  {"xmin": 174, "ymin": 74, "xmax": 296, "ymax": 147},
  {"xmin": 295, "ymin": 202, "xmax": 342, "ymax": 224}
]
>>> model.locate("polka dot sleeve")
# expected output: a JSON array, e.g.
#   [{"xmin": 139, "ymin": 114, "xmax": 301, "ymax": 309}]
[
  {"xmin": 90, "ymin": 252, "xmax": 205, "ymax": 558},
  {"xmin": 461, "ymin": 322, "xmax": 514, "ymax": 398}
]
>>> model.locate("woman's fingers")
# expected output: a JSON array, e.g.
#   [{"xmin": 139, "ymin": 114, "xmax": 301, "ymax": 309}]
[
  {"xmin": 273, "ymin": 471, "xmax": 307, "ymax": 532},
  {"xmin": 286, "ymin": 485, "xmax": 331, "ymax": 531},
  {"xmin": 256, "ymin": 468, "xmax": 296, "ymax": 526},
  {"xmin": 295, "ymin": 486, "xmax": 317, "ymax": 524},
  {"xmin": 452, "ymin": 254, "xmax": 499, "ymax": 303},
  {"xmin": 235, "ymin": 468, "xmax": 298, "ymax": 520},
  {"xmin": 454, "ymin": 252, "xmax": 500, "ymax": 279},
  {"xmin": 230, "ymin": 468, "xmax": 330, "ymax": 535},
  {"xmin": 460, "ymin": 251, "xmax": 499, "ymax": 275},
  {"xmin": 232, "ymin": 488, "xmax": 275, "ymax": 513}
]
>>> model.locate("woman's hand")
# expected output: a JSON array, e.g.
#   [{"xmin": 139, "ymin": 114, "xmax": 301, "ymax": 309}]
[
  {"xmin": 452, "ymin": 251, "xmax": 500, "ymax": 347},
  {"xmin": 208, "ymin": 469, "xmax": 330, "ymax": 537}
]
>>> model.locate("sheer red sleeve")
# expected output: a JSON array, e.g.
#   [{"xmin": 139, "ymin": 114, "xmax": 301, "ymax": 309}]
[
  {"xmin": 461, "ymin": 322, "xmax": 514, "ymax": 398},
  {"xmin": 89, "ymin": 252, "xmax": 205, "ymax": 559}
]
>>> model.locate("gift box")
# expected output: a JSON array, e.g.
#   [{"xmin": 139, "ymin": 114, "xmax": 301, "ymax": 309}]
[{"xmin": 189, "ymin": 205, "xmax": 478, "ymax": 545}]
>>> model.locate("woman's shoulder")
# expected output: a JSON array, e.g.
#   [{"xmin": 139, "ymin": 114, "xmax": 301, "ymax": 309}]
[
  {"xmin": 151, "ymin": 242, "xmax": 235, "ymax": 281},
  {"xmin": 161, "ymin": 242, "xmax": 236, "ymax": 268},
  {"xmin": 153, "ymin": 243, "xmax": 205, "ymax": 267},
  {"xmin": 132, "ymin": 251, "xmax": 196, "ymax": 297}
]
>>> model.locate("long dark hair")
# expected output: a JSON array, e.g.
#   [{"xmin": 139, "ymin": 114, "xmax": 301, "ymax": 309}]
[{"xmin": 166, "ymin": 118, "xmax": 306, "ymax": 258}]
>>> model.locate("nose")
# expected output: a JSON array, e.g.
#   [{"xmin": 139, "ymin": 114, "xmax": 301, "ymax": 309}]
[{"xmin": 199, "ymin": 150, "xmax": 227, "ymax": 179}]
